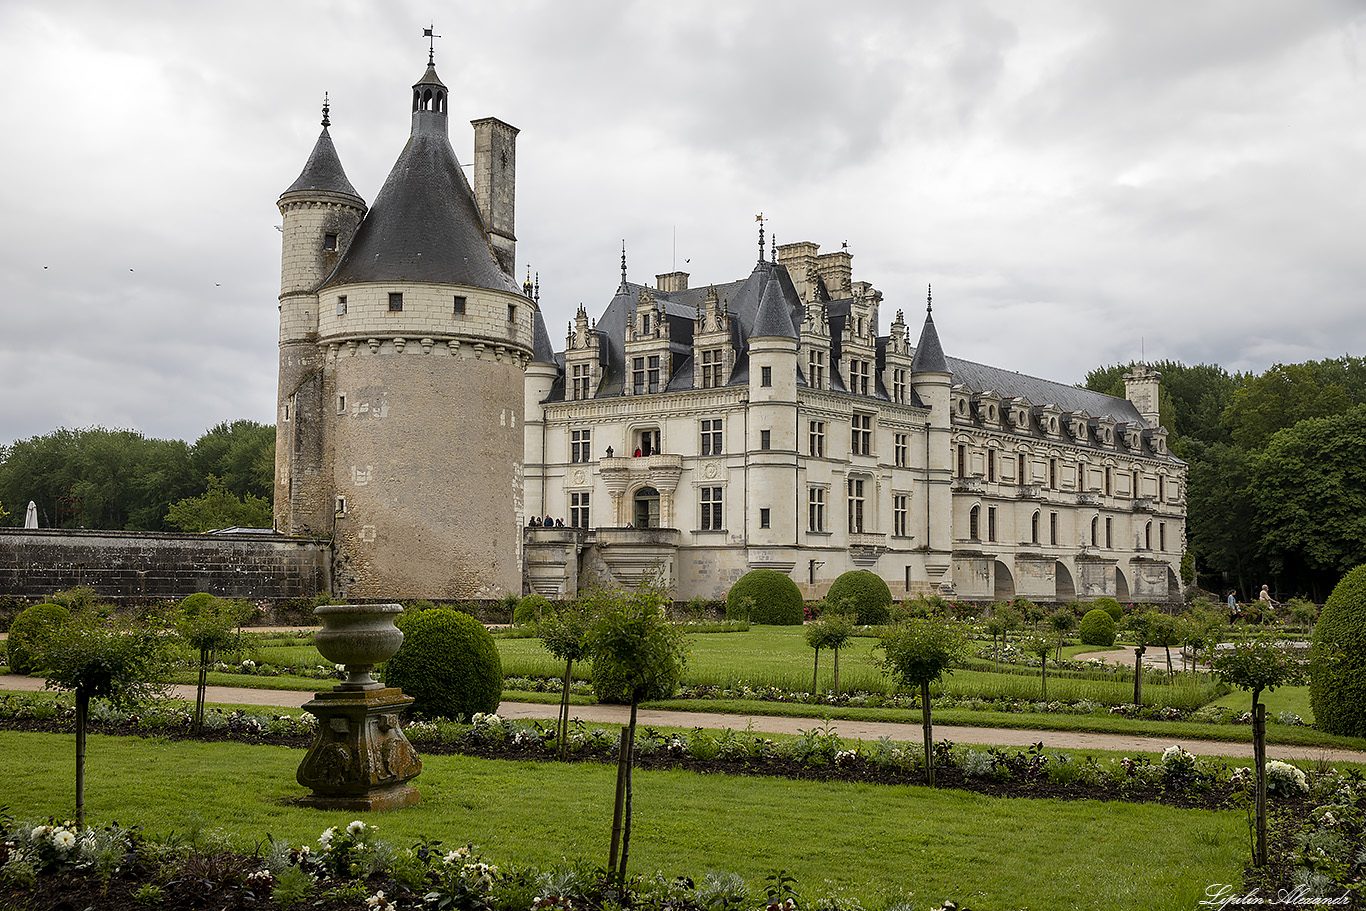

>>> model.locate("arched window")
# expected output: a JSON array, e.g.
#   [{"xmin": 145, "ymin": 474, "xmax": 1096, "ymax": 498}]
[
  {"xmin": 1145, "ymin": 521, "xmax": 1153, "ymax": 550},
  {"xmin": 1031, "ymin": 511, "xmax": 1040, "ymax": 544},
  {"xmin": 633, "ymin": 487, "xmax": 660, "ymax": 529},
  {"xmin": 1090, "ymin": 516, "xmax": 1099, "ymax": 546},
  {"xmin": 969, "ymin": 505, "xmax": 980, "ymax": 541}
]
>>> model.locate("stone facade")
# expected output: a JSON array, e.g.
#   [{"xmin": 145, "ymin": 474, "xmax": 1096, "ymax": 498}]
[{"xmin": 0, "ymin": 529, "xmax": 328, "ymax": 600}]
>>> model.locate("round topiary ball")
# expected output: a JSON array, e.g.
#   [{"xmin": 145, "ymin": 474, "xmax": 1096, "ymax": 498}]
[
  {"xmin": 1310, "ymin": 563, "xmax": 1366, "ymax": 738},
  {"xmin": 6, "ymin": 603, "xmax": 70, "ymax": 675},
  {"xmin": 1092, "ymin": 597, "xmax": 1124, "ymax": 622},
  {"xmin": 1078, "ymin": 608, "xmax": 1117, "ymax": 647},
  {"xmin": 513, "ymin": 594, "xmax": 552, "ymax": 626},
  {"xmin": 727, "ymin": 569, "xmax": 803, "ymax": 625},
  {"xmin": 384, "ymin": 609, "xmax": 502, "ymax": 721},
  {"xmin": 826, "ymin": 570, "xmax": 893, "ymax": 625}
]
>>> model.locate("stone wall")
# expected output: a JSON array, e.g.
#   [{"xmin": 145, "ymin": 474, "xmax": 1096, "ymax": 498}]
[{"xmin": 0, "ymin": 529, "xmax": 329, "ymax": 601}]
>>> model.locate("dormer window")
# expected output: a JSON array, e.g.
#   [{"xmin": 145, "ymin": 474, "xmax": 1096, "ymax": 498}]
[{"xmin": 642, "ymin": 313, "xmax": 651, "ymax": 335}]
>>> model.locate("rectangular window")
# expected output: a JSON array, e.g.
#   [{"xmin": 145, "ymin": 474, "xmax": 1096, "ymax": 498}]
[
  {"xmin": 847, "ymin": 478, "xmax": 865, "ymax": 533},
  {"xmin": 851, "ymin": 413, "xmax": 872, "ymax": 455},
  {"xmin": 1019, "ymin": 454, "xmax": 1027, "ymax": 484},
  {"xmin": 761, "ymin": 365, "xmax": 772, "ymax": 387},
  {"xmin": 760, "ymin": 429, "xmax": 771, "ymax": 451},
  {"xmin": 453, "ymin": 295, "xmax": 466, "ymax": 315},
  {"xmin": 641, "ymin": 313, "xmax": 651, "ymax": 336},
  {"xmin": 808, "ymin": 487, "xmax": 825, "ymax": 532},
  {"xmin": 336, "ymin": 295, "xmax": 347, "ymax": 316},
  {"xmin": 508, "ymin": 304, "xmax": 517, "ymax": 323},
  {"xmin": 1160, "ymin": 522, "xmax": 1167, "ymax": 551},
  {"xmin": 892, "ymin": 368, "xmax": 906, "ymax": 404},
  {"xmin": 1050, "ymin": 459, "xmax": 1059, "ymax": 489},
  {"xmin": 1105, "ymin": 517, "xmax": 1113, "ymax": 548},
  {"xmin": 324, "ymin": 233, "xmax": 337, "ymax": 251},
  {"xmin": 571, "ymin": 428, "xmax": 591, "ymax": 463},
  {"xmin": 632, "ymin": 357, "xmax": 645, "ymax": 394},
  {"xmin": 893, "ymin": 494, "xmax": 908, "ymax": 537},
  {"xmin": 337, "ymin": 394, "xmax": 346, "ymax": 413},
  {"xmin": 987, "ymin": 451, "xmax": 996, "ymax": 482},
  {"xmin": 389, "ymin": 292, "xmax": 403, "ymax": 312},
  {"xmin": 335, "ymin": 496, "xmax": 346, "ymax": 515},
  {"xmin": 701, "ymin": 487, "xmax": 724, "ymax": 531},
  {"xmin": 988, "ymin": 506, "xmax": 997, "ymax": 543},
  {"xmin": 570, "ymin": 491, "xmax": 590, "ymax": 528},
  {"xmin": 700, "ymin": 348, "xmax": 725, "ymax": 388},
  {"xmin": 894, "ymin": 433, "xmax": 908, "ymax": 468},
  {"xmin": 759, "ymin": 507, "xmax": 771, "ymax": 529},
  {"xmin": 808, "ymin": 350, "xmax": 825, "ymax": 390},
  {"xmin": 1049, "ymin": 511, "xmax": 1058, "ymax": 545},
  {"xmin": 957, "ymin": 445, "xmax": 967, "ymax": 477},
  {"xmin": 648, "ymin": 355, "xmax": 661, "ymax": 393},
  {"xmin": 571, "ymin": 364, "xmax": 592, "ymax": 400},
  {"xmin": 809, "ymin": 421, "xmax": 825, "ymax": 457},
  {"xmin": 636, "ymin": 428, "xmax": 660, "ymax": 456},
  {"xmin": 701, "ymin": 419, "xmax": 723, "ymax": 456}
]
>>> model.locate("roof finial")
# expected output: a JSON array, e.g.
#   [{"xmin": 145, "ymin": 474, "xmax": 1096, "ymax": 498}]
[
  {"xmin": 423, "ymin": 25, "xmax": 440, "ymax": 65},
  {"xmin": 926, "ymin": 284, "xmax": 933, "ymax": 314},
  {"xmin": 524, "ymin": 266, "xmax": 533, "ymax": 298},
  {"xmin": 756, "ymin": 213, "xmax": 765, "ymax": 263},
  {"xmin": 534, "ymin": 272, "xmax": 540, "ymax": 304},
  {"xmin": 770, "ymin": 231, "xmax": 776, "ymax": 263},
  {"xmin": 321, "ymin": 92, "xmax": 330, "ymax": 128},
  {"xmin": 620, "ymin": 240, "xmax": 628, "ymax": 289}
]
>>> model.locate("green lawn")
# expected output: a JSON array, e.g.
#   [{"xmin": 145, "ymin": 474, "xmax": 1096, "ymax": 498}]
[
  {"xmin": 0, "ymin": 731, "xmax": 1245, "ymax": 911},
  {"xmin": 1208, "ymin": 685, "xmax": 1315, "ymax": 723}
]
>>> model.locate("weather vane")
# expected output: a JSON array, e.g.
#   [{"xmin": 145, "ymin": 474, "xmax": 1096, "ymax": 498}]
[{"xmin": 423, "ymin": 25, "xmax": 441, "ymax": 64}]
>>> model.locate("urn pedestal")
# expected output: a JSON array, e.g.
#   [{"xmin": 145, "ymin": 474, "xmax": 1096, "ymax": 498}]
[{"xmin": 296, "ymin": 603, "xmax": 422, "ymax": 811}]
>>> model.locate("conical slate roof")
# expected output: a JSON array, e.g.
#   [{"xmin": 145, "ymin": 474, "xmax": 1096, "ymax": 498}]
[
  {"xmin": 910, "ymin": 307, "xmax": 948, "ymax": 373},
  {"xmin": 751, "ymin": 267, "xmax": 798, "ymax": 338},
  {"xmin": 282, "ymin": 127, "xmax": 361, "ymax": 200},
  {"xmin": 322, "ymin": 66, "xmax": 518, "ymax": 294},
  {"xmin": 531, "ymin": 308, "xmax": 557, "ymax": 364}
]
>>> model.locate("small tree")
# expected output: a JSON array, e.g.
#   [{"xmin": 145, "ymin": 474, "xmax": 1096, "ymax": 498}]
[
  {"xmin": 805, "ymin": 607, "xmax": 855, "ymax": 694},
  {"xmin": 877, "ymin": 618, "xmax": 970, "ymax": 786},
  {"xmin": 1046, "ymin": 608, "xmax": 1076, "ymax": 661},
  {"xmin": 1019, "ymin": 634, "xmax": 1054, "ymax": 700},
  {"xmin": 1012, "ymin": 596, "xmax": 1044, "ymax": 632},
  {"xmin": 37, "ymin": 609, "xmax": 174, "ymax": 827},
  {"xmin": 588, "ymin": 583, "xmax": 688, "ymax": 887},
  {"xmin": 176, "ymin": 592, "xmax": 251, "ymax": 734},
  {"xmin": 1211, "ymin": 635, "xmax": 1304, "ymax": 867},
  {"xmin": 537, "ymin": 598, "xmax": 595, "ymax": 759},
  {"xmin": 1149, "ymin": 612, "xmax": 1181, "ymax": 681},
  {"xmin": 1124, "ymin": 609, "xmax": 1157, "ymax": 705},
  {"xmin": 996, "ymin": 602, "xmax": 1024, "ymax": 647},
  {"xmin": 983, "ymin": 615, "xmax": 1007, "ymax": 669}
]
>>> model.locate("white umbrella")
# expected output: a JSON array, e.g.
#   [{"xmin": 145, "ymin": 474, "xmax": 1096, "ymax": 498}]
[{"xmin": 24, "ymin": 501, "xmax": 38, "ymax": 529}]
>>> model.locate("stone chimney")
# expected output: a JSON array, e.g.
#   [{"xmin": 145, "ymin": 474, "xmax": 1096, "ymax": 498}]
[
  {"xmin": 656, "ymin": 271, "xmax": 689, "ymax": 293},
  {"xmin": 1123, "ymin": 363, "xmax": 1162, "ymax": 428},
  {"xmin": 471, "ymin": 117, "xmax": 519, "ymax": 275}
]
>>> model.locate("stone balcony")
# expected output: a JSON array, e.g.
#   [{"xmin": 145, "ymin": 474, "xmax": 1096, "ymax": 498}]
[
  {"xmin": 1133, "ymin": 497, "xmax": 1156, "ymax": 512},
  {"xmin": 952, "ymin": 476, "xmax": 984, "ymax": 493},
  {"xmin": 1016, "ymin": 484, "xmax": 1043, "ymax": 500}
]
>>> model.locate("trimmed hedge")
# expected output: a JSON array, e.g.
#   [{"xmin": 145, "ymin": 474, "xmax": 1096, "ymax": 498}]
[
  {"xmin": 1311, "ymin": 563, "xmax": 1366, "ymax": 737},
  {"xmin": 384, "ymin": 609, "xmax": 502, "ymax": 721},
  {"xmin": 826, "ymin": 570, "xmax": 893, "ymax": 625},
  {"xmin": 513, "ymin": 594, "xmax": 552, "ymax": 626},
  {"xmin": 1078, "ymin": 608, "xmax": 1117, "ymax": 647},
  {"xmin": 6, "ymin": 603, "xmax": 70, "ymax": 675},
  {"xmin": 1092, "ymin": 597, "xmax": 1124, "ymax": 622},
  {"xmin": 727, "ymin": 570, "xmax": 803, "ymax": 625}
]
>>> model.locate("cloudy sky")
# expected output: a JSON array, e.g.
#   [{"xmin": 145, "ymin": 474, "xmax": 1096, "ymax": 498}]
[{"xmin": 1, "ymin": 1, "xmax": 1363, "ymax": 446}]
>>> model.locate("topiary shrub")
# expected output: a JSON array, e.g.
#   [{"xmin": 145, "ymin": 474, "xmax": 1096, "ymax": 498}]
[
  {"xmin": 826, "ymin": 570, "xmax": 893, "ymax": 625},
  {"xmin": 1092, "ymin": 597, "xmax": 1124, "ymax": 622},
  {"xmin": 6, "ymin": 602, "xmax": 71, "ymax": 675},
  {"xmin": 1310, "ymin": 563, "xmax": 1366, "ymax": 737},
  {"xmin": 513, "ymin": 594, "xmax": 552, "ymax": 626},
  {"xmin": 726, "ymin": 570, "xmax": 803, "ymax": 625},
  {"xmin": 384, "ymin": 609, "xmax": 502, "ymax": 720},
  {"xmin": 1078, "ymin": 608, "xmax": 1117, "ymax": 647}
]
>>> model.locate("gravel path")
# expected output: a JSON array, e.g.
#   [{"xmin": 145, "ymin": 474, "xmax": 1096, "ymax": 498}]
[{"xmin": 5, "ymin": 673, "xmax": 1364, "ymax": 765}]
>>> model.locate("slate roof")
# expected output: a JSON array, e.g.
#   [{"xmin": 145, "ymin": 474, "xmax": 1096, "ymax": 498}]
[
  {"xmin": 281, "ymin": 127, "xmax": 362, "ymax": 201},
  {"xmin": 322, "ymin": 66, "xmax": 519, "ymax": 294},
  {"xmin": 909, "ymin": 309, "xmax": 948, "ymax": 374},
  {"xmin": 531, "ymin": 308, "xmax": 557, "ymax": 364},
  {"xmin": 940, "ymin": 355, "xmax": 1148, "ymax": 426}
]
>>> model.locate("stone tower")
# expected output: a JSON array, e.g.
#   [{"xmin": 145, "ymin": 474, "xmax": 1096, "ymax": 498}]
[{"xmin": 275, "ymin": 56, "xmax": 540, "ymax": 599}]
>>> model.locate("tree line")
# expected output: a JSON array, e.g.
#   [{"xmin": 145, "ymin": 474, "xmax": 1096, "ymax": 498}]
[
  {"xmin": 1085, "ymin": 355, "xmax": 1366, "ymax": 601},
  {"xmin": 0, "ymin": 420, "xmax": 274, "ymax": 533}
]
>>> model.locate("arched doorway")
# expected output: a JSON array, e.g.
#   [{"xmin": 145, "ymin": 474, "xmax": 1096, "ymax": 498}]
[
  {"xmin": 1054, "ymin": 561, "xmax": 1076, "ymax": 601},
  {"xmin": 994, "ymin": 561, "xmax": 1015, "ymax": 601},
  {"xmin": 633, "ymin": 487, "xmax": 660, "ymax": 528},
  {"xmin": 1115, "ymin": 567, "xmax": 1130, "ymax": 602}
]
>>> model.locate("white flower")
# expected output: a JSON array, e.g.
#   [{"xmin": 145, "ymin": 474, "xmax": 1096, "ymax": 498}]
[
  {"xmin": 347, "ymin": 820, "xmax": 367, "ymax": 836},
  {"xmin": 30, "ymin": 825, "xmax": 52, "ymax": 841},
  {"xmin": 52, "ymin": 829, "xmax": 76, "ymax": 851},
  {"xmin": 319, "ymin": 827, "xmax": 336, "ymax": 848}
]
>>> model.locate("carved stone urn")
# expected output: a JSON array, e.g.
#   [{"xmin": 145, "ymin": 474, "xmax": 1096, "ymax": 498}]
[{"xmin": 296, "ymin": 603, "xmax": 422, "ymax": 811}]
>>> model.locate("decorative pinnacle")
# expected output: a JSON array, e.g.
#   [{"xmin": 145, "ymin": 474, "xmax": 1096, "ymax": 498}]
[
  {"xmin": 756, "ymin": 213, "xmax": 765, "ymax": 263},
  {"xmin": 620, "ymin": 240, "xmax": 627, "ymax": 288},
  {"xmin": 927, "ymin": 284, "xmax": 933, "ymax": 314},
  {"xmin": 321, "ymin": 92, "xmax": 330, "ymax": 128},
  {"xmin": 771, "ymin": 232, "xmax": 776, "ymax": 263}
]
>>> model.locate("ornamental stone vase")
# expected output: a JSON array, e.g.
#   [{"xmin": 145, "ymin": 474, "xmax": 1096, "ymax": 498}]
[{"xmin": 296, "ymin": 603, "xmax": 422, "ymax": 811}]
